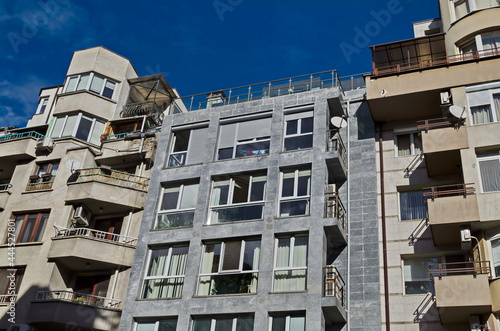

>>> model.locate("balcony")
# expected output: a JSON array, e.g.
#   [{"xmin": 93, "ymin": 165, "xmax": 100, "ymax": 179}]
[
  {"xmin": 430, "ymin": 261, "xmax": 492, "ymax": 324},
  {"xmin": 96, "ymin": 133, "xmax": 157, "ymax": 166},
  {"xmin": 326, "ymin": 132, "xmax": 347, "ymax": 182},
  {"xmin": 424, "ymin": 184, "xmax": 479, "ymax": 245},
  {"xmin": 322, "ymin": 266, "xmax": 347, "ymax": 324},
  {"xmin": 0, "ymin": 184, "xmax": 12, "ymax": 210},
  {"xmin": 30, "ymin": 290, "xmax": 121, "ymax": 331},
  {"xmin": 48, "ymin": 226, "xmax": 137, "ymax": 271},
  {"xmin": 26, "ymin": 175, "xmax": 55, "ymax": 191},
  {"xmin": 0, "ymin": 131, "xmax": 42, "ymax": 161},
  {"xmin": 66, "ymin": 167, "xmax": 149, "ymax": 214},
  {"xmin": 324, "ymin": 191, "xmax": 348, "ymax": 249}
]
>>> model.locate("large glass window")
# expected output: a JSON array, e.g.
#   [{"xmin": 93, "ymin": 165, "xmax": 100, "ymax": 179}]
[
  {"xmin": 399, "ymin": 190, "xmax": 427, "ymax": 221},
  {"xmin": 50, "ymin": 113, "xmax": 105, "ymax": 145},
  {"xmin": 478, "ymin": 152, "xmax": 500, "ymax": 192},
  {"xmin": 270, "ymin": 313, "xmax": 306, "ymax": 331},
  {"xmin": 491, "ymin": 237, "xmax": 500, "ymax": 277},
  {"xmin": 273, "ymin": 235, "xmax": 308, "ymax": 292},
  {"xmin": 403, "ymin": 257, "xmax": 438, "ymax": 294},
  {"xmin": 279, "ymin": 168, "xmax": 311, "ymax": 217},
  {"xmin": 197, "ymin": 238, "xmax": 261, "ymax": 296},
  {"xmin": 8, "ymin": 212, "xmax": 49, "ymax": 243},
  {"xmin": 142, "ymin": 246, "xmax": 189, "ymax": 299},
  {"xmin": 156, "ymin": 181, "xmax": 199, "ymax": 228},
  {"xmin": 283, "ymin": 111, "xmax": 313, "ymax": 151},
  {"xmin": 210, "ymin": 173, "xmax": 266, "ymax": 224},
  {"xmin": 192, "ymin": 315, "xmax": 254, "ymax": 331},
  {"xmin": 395, "ymin": 132, "xmax": 422, "ymax": 157},
  {"xmin": 0, "ymin": 267, "xmax": 25, "ymax": 304},
  {"xmin": 64, "ymin": 72, "xmax": 117, "ymax": 99},
  {"xmin": 168, "ymin": 126, "xmax": 208, "ymax": 167},
  {"xmin": 135, "ymin": 318, "xmax": 178, "ymax": 331},
  {"xmin": 217, "ymin": 117, "xmax": 271, "ymax": 160}
]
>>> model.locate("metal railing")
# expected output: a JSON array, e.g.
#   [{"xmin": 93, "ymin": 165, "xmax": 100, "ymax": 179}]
[
  {"xmin": 328, "ymin": 132, "xmax": 347, "ymax": 169},
  {"xmin": 0, "ymin": 294, "xmax": 16, "ymax": 304},
  {"xmin": 417, "ymin": 117, "xmax": 465, "ymax": 133},
  {"xmin": 404, "ymin": 153, "xmax": 424, "ymax": 178},
  {"xmin": 413, "ymin": 292, "xmax": 435, "ymax": 323},
  {"xmin": 72, "ymin": 167, "xmax": 149, "ymax": 191},
  {"xmin": 53, "ymin": 226, "xmax": 137, "ymax": 246},
  {"xmin": 373, "ymin": 47, "xmax": 500, "ymax": 77},
  {"xmin": 0, "ymin": 131, "xmax": 45, "ymax": 142},
  {"xmin": 325, "ymin": 192, "xmax": 347, "ymax": 233},
  {"xmin": 26, "ymin": 176, "xmax": 55, "ymax": 191},
  {"xmin": 323, "ymin": 265, "xmax": 346, "ymax": 308},
  {"xmin": 35, "ymin": 290, "xmax": 121, "ymax": 310},
  {"xmin": 121, "ymin": 101, "xmax": 163, "ymax": 123},
  {"xmin": 423, "ymin": 183, "xmax": 475, "ymax": 200},
  {"xmin": 429, "ymin": 261, "xmax": 491, "ymax": 280},
  {"xmin": 0, "ymin": 183, "xmax": 12, "ymax": 191},
  {"xmin": 105, "ymin": 132, "xmax": 129, "ymax": 140},
  {"xmin": 408, "ymin": 218, "xmax": 429, "ymax": 246}
]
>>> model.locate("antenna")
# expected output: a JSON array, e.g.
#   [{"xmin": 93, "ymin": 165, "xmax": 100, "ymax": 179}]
[
  {"xmin": 449, "ymin": 105, "xmax": 467, "ymax": 120},
  {"xmin": 330, "ymin": 116, "xmax": 347, "ymax": 129}
]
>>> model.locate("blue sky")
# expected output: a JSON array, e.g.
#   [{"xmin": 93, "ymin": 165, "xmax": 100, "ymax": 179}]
[{"xmin": 0, "ymin": 0, "xmax": 439, "ymax": 127}]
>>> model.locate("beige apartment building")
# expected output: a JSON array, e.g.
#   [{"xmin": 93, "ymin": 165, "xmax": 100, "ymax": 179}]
[
  {"xmin": 366, "ymin": 0, "xmax": 500, "ymax": 330},
  {"xmin": 0, "ymin": 46, "xmax": 176, "ymax": 331}
]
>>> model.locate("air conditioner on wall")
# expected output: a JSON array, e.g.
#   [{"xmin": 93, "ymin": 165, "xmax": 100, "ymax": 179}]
[
  {"xmin": 35, "ymin": 137, "xmax": 54, "ymax": 152},
  {"xmin": 72, "ymin": 206, "xmax": 90, "ymax": 226}
]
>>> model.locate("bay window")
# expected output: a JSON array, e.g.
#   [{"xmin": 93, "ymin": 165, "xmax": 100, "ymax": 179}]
[
  {"xmin": 478, "ymin": 152, "xmax": 500, "ymax": 192},
  {"xmin": 168, "ymin": 126, "xmax": 208, "ymax": 167},
  {"xmin": 279, "ymin": 168, "xmax": 311, "ymax": 217},
  {"xmin": 192, "ymin": 315, "xmax": 254, "ymax": 331},
  {"xmin": 210, "ymin": 173, "xmax": 266, "ymax": 224},
  {"xmin": 50, "ymin": 113, "xmax": 106, "ymax": 145},
  {"xmin": 399, "ymin": 190, "xmax": 427, "ymax": 221},
  {"xmin": 452, "ymin": 0, "xmax": 500, "ymax": 21},
  {"xmin": 283, "ymin": 111, "xmax": 313, "ymax": 151},
  {"xmin": 273, "ymin": 235, "xmax": 308, "ymax": 292},
  {"xmin": 403, "ymin": 257, "xmax": 438, "ymax": 294},
  {"xmin": 156, "ymin": 181, "xmax": 199, "ymax": 228},
  {"xmin": 64, "ymin": 72, "xmax": 117, "ymax": 99},
  {"xmin": 142, "ymin": 246, "xmax": 189, "ymax": 299},
  {"xmin": 395, "ymin": 132, "xmax": 422, "ymax": 157},
  {"xmin": 197, "ymin": 238, "xmax": 261, "ymax": 296},
  {"xmin": 269, "ymin": 314, "xmax": 306, "ymax": 331}
]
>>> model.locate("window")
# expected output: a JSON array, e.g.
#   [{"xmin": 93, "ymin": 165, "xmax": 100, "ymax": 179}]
[
  {"xmin": 279, "ymin": 168, "xmax": 311, "ymax": 217},
  {"xmin": 197, "ymin": 238, "xmax": 260, "ymax": 296},
  {"xmin": 156, "ymin": 181, "xmax": 199, "ymax": 228},
  {"xmin": 403, "ymin": 257, "xmax": 438, "ymax": 294},
  {"xmin": 0, "ymin": 267, "xmax": 25, "ymax": 304},
  {"xmin": 491, "ymin": 236, "xmax": 500, "ymax": 277},
  {"xmin": 210, "ymin": 173, "xmax": 266, "ymax": 224},
  {"xmin": 36, "ymin": 97, "xmax": 49, "ymax": 114},
  {"xmin": 478, "ymin": 152, "xmax": 500, "ymax": 192},
  {"xmin": 470, "ymin": 94, "xmax": 500, "ymax": 125},
  {"xmin": 142, "ymin": 246, "xmax": 189, "ymax": 299},
  {"xmin": 168, "ymin": 126, "xmax": 208, "ymax": 167},
  {"xmin": 459, "ymin": 30, "xmax": 500, "ymax": 57},
  {"xmin": 135, "ymin": 318, "xmax": 178, "ymax": 331},
  {"xmin": 452, "ymin": 0, "xmax": 500, "ymax": 21},
  {"xmin": 192, "ymin": 315, "xmax": 254, "ymax": 331},
  {"xmin": 395, "ymin": 133, "xmax": 422, "ymax": 157},
  {"xmin": 269, "ymin": 313, "xmax": 306, "ymax": 331},
  {"xmin": 273, "ymin": 235, "xmax": 308, "ymax": 292},
  {"xmin": 27, "ymin": 161, "xmax": 59, "ymax": 191},
  {"xmin": 453, "ymin": 0, "xmax": 470, "ymax": 20},
  {"xmin": 217, "ymin": 116, "xmax": 271, "ymax": 160},
  {"xmin": 8, "ymin": 212, "xmax": 49, "ymax": 243},
  {"xmin": 64, "ymin": 72, "xmax": 117, "ymax": 99},
  {"xmin": 399, "ymin": 190, "xmax": 427, "ymax": 221},
  {"xmin": 50, "ymin": 113, "xmax": 106, "ymax": 145},
  {"xmin": 283, "ymin": 111, "xmax": 313, "ymax": 151}
]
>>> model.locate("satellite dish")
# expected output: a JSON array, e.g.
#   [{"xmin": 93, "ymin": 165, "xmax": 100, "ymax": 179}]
[
  {"xmin": 449, "ymin": 105, "xmax": 467, "ymax": 119},
  {"xmin": 65, "ymin": 159, "xmax": 81, "ymax": 171},
  {"xmin": 331, "ymin": 116, "xmax": 347, "ymax": 129}
]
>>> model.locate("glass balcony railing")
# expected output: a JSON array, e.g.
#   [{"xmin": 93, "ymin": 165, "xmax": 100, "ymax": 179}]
[
  {"xmin": 210, "ymin": 203, "xmax": 264, "ymax": 224},
  {"xmin": 156, "ymin": 210, "xmax": 195, "ymax": 229},
  {"xmin": 198, "ymin": 272, "xmax": 258, "ymax": 296}
]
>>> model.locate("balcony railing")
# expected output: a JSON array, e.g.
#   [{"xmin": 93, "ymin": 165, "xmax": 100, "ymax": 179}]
[
  {"xmin": 429, "ymin": 261, "xmax": 491, "ymax": 280},
  {"xmin": 423, "ymin": 183, "xmax": 475, "ymax": 200},
  {"xmin": 156, "ymin": 210, "xmax": 195, "ymax": 229},
  {"xmin": 73, "ymin": 167, "xmax": 149, "ymax": 191},
  {"xmin": 325, "ymin": 192, "xmax": 347, "ymax": 233},
  {"xmin": 35, "ymin": 290, "xmax": 121, "ymax": 310},
  {"xmin": 26, "ymin": 175, "xmax": 55, "ymax": 191},
  {"xmin": 327, "ymin": 132, "xmax": 347, "ymax": 169},
  {"xmin": 323, "ymin": 265, "xmax": 346, "ymax": 308},
  {"xmin": 0, "ymin": 183, "xmax": 12, "ymax": 191},
  {"xmin": 417, "ymin": 117, "xmax": 465, "ymax": 133},
  {"xmin": 0, "ymin": 294, "xmax": 16, "ymax": 304},
  {"xmin": 104, "ymin": 132, "xmax": 129, "ymax": 140},
  {"xmin": 210, "ymin": 202, "xmax": 264, "ymax": 224},
  {"xmin": 53, "ymin": 226, "xmax": 137, "ymax": 246},
  {"xmin": 198, "ymin": 272, "xmax": 258, "ymax": 296},
  {"xmin": 121, "ymin": 101, "xmax": 163, "ymax": 124},
  {"xmin": 0, "ymin": 131, "xmax": 45, "ymax": 142}
]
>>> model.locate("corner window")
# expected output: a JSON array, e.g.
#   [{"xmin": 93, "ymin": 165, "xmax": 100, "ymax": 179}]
[
  {"xmin": 192, "ymin": 315, "xmax": 254, "ymax": 331},
  {"xmin": 64, "ymin": 72, "xmax": 117, "ymax": 99},
  {"xmin": 269, "ymin": 313, "xmax": 306, "ymax": 331},
  {"xmin": 399, "ymin": 190, "xmax": 427, "ymax": 221},
  {"xmin": 283, "ymin": 111, "xmax": 313, "ymax": 151},
  {"xmin": 197, "ymin": 238, "xmax": 261, "ymax": 296},
  {"xmin": 395, "ymin": 132, "xmax": 422, "ymax": 157},
  {"xmin": 478, "ymin": 152, "xmax": 500, "ymax": 192},
  {"xmin": 50, "ymin": 113, "xmax": 106, "ymax": 145},
  {"xmin": 279, "ymin": 168, "xmax": 311, "ymax": 217},
  {"xmin": 210, "ymin": 173, "xmax": 266, "ymax": 224},
  {"xmin": 0, "ymin": 267, "xmax": 24, "ymax": 304},
  {"xmin": 168, "ymin": 126, "xmax": 208, "ymax": 167},
  {"xmin": 217, "ymin": 116, "xmax": 271, "ymax": 160},
  {"xmin": 8, "ymin": 212, "xmax": 49, "ymax": 243},
  {"xmin": 156, "ymin": 181, "xmax": 199, "ymax": 229},
  {"xmin": 273, "ymin": 234, "xmax": 308, "ymax": 292},
  {"xmin": 403, "ymin": 257, "xmax": 438, "ymax": 294},
  {"xmin": 36, "ymin": 98, "xmax": 49, "ymax": 115},
  {"xmin": 135, "ymin": 318, "xmax": 178, "ymax": 331},
  {"xmin": 27, "ymin": 161, "xmax": 59, "ymax": 191},
  {"xmin": 142, "ymin": 245, "xmax": 189, "ymax": 299}
]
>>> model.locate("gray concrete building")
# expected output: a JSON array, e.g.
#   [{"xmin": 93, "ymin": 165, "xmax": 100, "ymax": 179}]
[{"xmin": 119, "ymin": 71, "xmax": 380, "ymax": 331}]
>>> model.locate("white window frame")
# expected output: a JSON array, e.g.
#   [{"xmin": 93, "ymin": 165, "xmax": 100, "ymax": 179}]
[
  {"xmin": 458, "ymin": 30, "xmax": 500, "ymax": 56},
  {"xmin": 140, "ymin": 246, "xmax": 188, "ymax": 299},
  {"xmin": 209, "ymin": 174, "xmax": 266, "ymax": 224},
  {"xmin": 477, "ymin": 151, "xmax": 500, "ymax": 192},
  {"xmin": 49, "ymin": 113, "xmax": 105, "ymax": 145},
  {"xmin": 156, "ymin": 182, "xmax": 199, "ymax": 229},
  {"xmin": 191, "ymin": 315, "xmax": 254, "ymax": 331},
  {"xmin": 468, "ymin": 88, "xmax": 500, "ymax": 125},
  {"xmin": 402, "ymin": 257, "xmax": 439, "ymax": 295},
  {"xmin": 398, "ymin": 190, "xmax": 428, "ymax": 221},
  {"xmin": 268, "ymin": 314, "xmax": 306, "ymax": 331},
  {"xmin": 272, "ymin": 235, "xmax": 308, "ymax": 292},
  {"xmin": 450, "ymin": 0, "xmax": 500, "ymax": 21},
  {"xmin": 278, "ymin": 168, "xmax": 311, "ymax": 217},
  {"xmin": 395, "ymin": 132, "xmax": 422, "ymax": 157},
  {"xmin": 167, "ymin": 125, "xmax": 209, "ymax": 167},
  {"xmin": 63, "ymin": 72, "xmax": 117, "ymax": 99},
  {"xmin": 36, "ymin": 97, "xmax": 49, "ymax": 115},
  {"xmin": 134, "ymin": 318, "xmax": 178, "ymax": 331},
  {"xmin": 283, "ymin": 111, "xmax": 314, "ymax": 151}
]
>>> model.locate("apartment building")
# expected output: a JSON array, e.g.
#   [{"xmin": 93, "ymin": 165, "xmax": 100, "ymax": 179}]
[
  {"xmin": 0, "ymin": 46, "xmax": 176, "ymax": 331},
  {"xmin": 118, "ymin": 71, "xmax": 380, "ymax": 331},
  {"xmin": 366, "ymin": 0, "xmax": 500, "ymax": 330}
]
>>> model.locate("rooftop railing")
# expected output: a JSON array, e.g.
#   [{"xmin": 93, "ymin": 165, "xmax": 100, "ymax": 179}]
[
  {"xmin": 429, "ymin": 261, "xmax": 491, "ymax": 280},
  {"xmin": 0, "ymin": 131, "xmax": 45, "ymax": 142},
  {"xmin": 72, "ymin": 167, "xmax": 149, "ymax": 191},
  {"xmin": 323, "ymin": 265, "xmax": 345, "ymax": 308},
  {"xmin": 423, "ymin": 183, "xmax": 475, "ymax": 200},
  {"xmin": 417, "ymin": 117, "xmax": 465, "ymax": 132},
  {"xmin": 53, "ymin": 226, "xmax": 137, "ymax": 246},
  {"xmin": 325, "ymin": 192, "xmax": 347, "ymax": 233},
  {"xmin": 35, "ymin": 290, "xmax": 121, "ymax": 310}
]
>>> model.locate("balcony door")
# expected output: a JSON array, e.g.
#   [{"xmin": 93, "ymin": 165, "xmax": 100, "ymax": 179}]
[
  {"xmin": 74, "ymin": 275, "xmax": 110, "ymax": 304},
  {"xmin": 94, "ymin": 217, "xmax": 123, "ymax": 241}
]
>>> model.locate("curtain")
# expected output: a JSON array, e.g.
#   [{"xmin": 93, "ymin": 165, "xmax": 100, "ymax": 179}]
[
  {"xmin": 471, "ymin": 105, "xmax": 493, "ymax": 124},
  {"xmin": 164, "ymin": 246, "xmax": 188, "ymax": 298},
  {"xmin": 399, "ymin": 191, "xmax": 427, "ymax": 221},
  {"xmin": 50, "ymin": 117, "xmax": 65, "ymax": 138},
  {"xmin": 274, "ymin": 238, "xmax": 290, "ymax": 292},
  {"xmin": 90, "ymin": 120, "xmax": 105, "ymax": 145},
  {"xmin": 144, "ymin": 249, "xmax": 168, "ymax": 298},
  {"xmin": 198, "ymin": 245, "xmax": 217, "ymax": 295},
  {"xmin": 212, "ymin": 180, "xmax": 230, "ymax": 205},
  {"xmin": 494, "ymin": 94, "xmax": 500, "ymax": 121},
  {"xmin": 479, "ymin": 159, "xmax": 500, "ymax": 192},
  {"xmin": 397, "ymin": 134, "xmax": 411, "ymax": 156},
  {"xmin": 248, "ymin": 242, "xmax": 260, "ymax": 293}
]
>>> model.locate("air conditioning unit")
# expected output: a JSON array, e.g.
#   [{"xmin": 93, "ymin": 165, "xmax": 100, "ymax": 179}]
[
  {"xmin": 461, "ymin": 225, "xmax": 472, "ymax": 251},
  {"xmin": 35, "ymin": 137, "xmax": 54, "ymax": 152},
  {"xmin": 8, "ymin": 325, "xmax": 32, "ymax": 331},
  {"xmin": 440, "ymin": 91, "xmax": 451, "ymax": 105},
  {"xmin": 72, "ymin": 206, "xmax": 90, "ymax": 226}
]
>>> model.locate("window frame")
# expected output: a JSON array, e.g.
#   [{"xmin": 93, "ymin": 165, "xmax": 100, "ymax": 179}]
[
  {"xmin": 50, "ymin": 113, "xmax": 106, "ymax": 145},
  {"xmin": 398, "ymin": 190, "xmax": 428, "ymax": 221},
  {"xmin": 468, "ymin": 88, "xmax": 500, "ymax": 125},
  {"xmin": 272, "ymin": 234, "xmax": 308, "ymax": 292},
  {"xmin": 278, "ymin": 168, "xmax": 311, "ymax": 217},
  {"xmin": 283, "ymin": 111, "xmax": 314, "ymax": 152},
  {"xmin": 477, "ymin": 151, "xmax": 500, "ymax": 192},
  {"xmin": 134, "ymin": 318, "xmax": 178, "ymax": 331},
  {"xmin": 155, "ymin": 181, "xmax": 199, "ymax": 229},
  {"xmin": 0, "ymin": 267, "xmax": 25, "ymax": 304},
  {"xmin": 268, "ymin": 313, "xmax": 306, "ymax": 331},
  {"xmin": 7, "ymin": 212, "xmax": 49, "ymax": 243},
  {"xmin": 63, "ymin": 72, "xmax": 117, "ymax": 99},
  {"xmin": 191, "ymin": 314, "xmax": 254, "ymax": 331},
  {"xmin": 451, "ymin": 0, "xmax": 500, "ymax": 21},
  {"xmin": 402, "ymin": 256, "xmax": 439, "ymax": 295},
  {"xmin": 395, "ymin": 132, "xmax": 422, "ymax": 157},
  {"xmin": 167, "ymin": 126, "xmax": 209, "ymax": 167},
  {"xmin": 36, "ymin": 97, "xmax": 49, "ymax": 115}
]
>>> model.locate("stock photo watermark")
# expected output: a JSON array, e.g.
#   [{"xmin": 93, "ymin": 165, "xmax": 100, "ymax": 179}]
[
  {"xmin": 6, "ymin": 219, "xmax": 16, "ymax": 323},
  {"xmin": 213, "ymin": 0, "xmax": 243, "ymax": 22},
  {"xmin": 8, "ymin": 0, "xmax": 71, "ymax": 54}
]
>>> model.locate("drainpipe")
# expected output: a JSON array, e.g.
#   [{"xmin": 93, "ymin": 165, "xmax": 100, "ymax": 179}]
[
  {"xmin": 346, "ymin": 99, "xmax": 351, "ymax": 331},
  {"xmin": 378, "ymin": 123, "xmax": 391, "ymax": 331}
]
